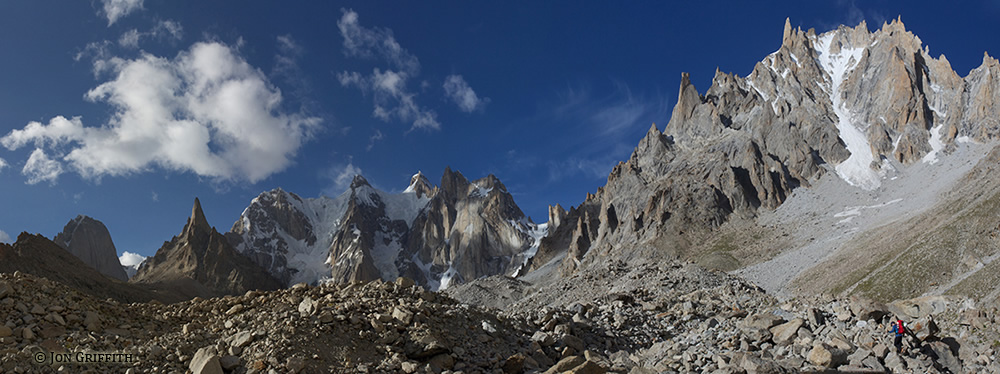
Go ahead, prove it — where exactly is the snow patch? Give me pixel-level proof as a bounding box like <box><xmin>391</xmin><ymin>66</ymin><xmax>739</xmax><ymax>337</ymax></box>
<box><xmin>922</xmin><ymin>124</ymin><xmax>946</xmax><ymax>164</ymax></box>
<box><xmin>119</xmin><ymin>251</ymin><xmax>146</xmax><ymax>279</ymax></box>
<box><xmin>814</xmin><ymin>32</ymin><xmax>880</xmax><ymax>190</ymax></box>
<box><xmin>833</xmin><ymin>199</ymin><xmax>903</xmax><ymax>225</ymax></box>
<box><xmin>439</xmin><ymin>264</ymin><xmax>460</xmax><ymax>290</ymax></box>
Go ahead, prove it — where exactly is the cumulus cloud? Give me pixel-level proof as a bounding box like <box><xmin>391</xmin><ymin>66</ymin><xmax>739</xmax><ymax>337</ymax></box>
<box><xmin>337</xmin><ymin>9</ymin><xmax>439</xmax><ymax>131</ymax></box>
<box><xmin>0</xmin><ymin>230</ymin><xmax>10</xmax><ymax>244</ymax></box>
<box><xmin>443</xmin><ymin>75</ymin><xmax>489</xmax><ymax>112</ymax></box>
<box><xmin>0</xmin><ymin>158</ymin><xmax>7</xmax><ymax>173</ymax></box>
<box><xmin>118</xmin><ymin>251</ymin><xmax>146</xmax><ymax>267</ymax></box>
<box><xmin>101</xmin><ymin>0</ymin><xmax>144</xmax><ymax>26</ymax></box>
<box><xmin>22</xmin><ymin>149</ymin><xmax>64</xmax><ymax>185</ymax></box>
<box><xmin>2</xmin><ymin>41</ymin><xmax>320</xmax><ymax>184</ymax></box>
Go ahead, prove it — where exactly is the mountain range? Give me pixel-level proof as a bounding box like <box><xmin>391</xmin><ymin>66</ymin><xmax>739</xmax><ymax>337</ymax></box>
<box><xmin>5</xmin><ymin>18</ymin><xmax>1000</xmax><ymax>307</ymax></box>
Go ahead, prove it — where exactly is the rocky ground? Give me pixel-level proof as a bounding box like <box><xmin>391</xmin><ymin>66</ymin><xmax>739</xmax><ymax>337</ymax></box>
<box><xmin>2</xmin><ymin>262</ymin><xmax>999</xmax><ymax>373</ymax></box>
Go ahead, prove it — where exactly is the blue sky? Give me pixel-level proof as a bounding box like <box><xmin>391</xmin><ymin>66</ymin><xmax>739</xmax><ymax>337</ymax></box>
<box><xmin>1</xmin><ymin>1</ymin><xmax>998</xmax><ymax>259</ymax></box>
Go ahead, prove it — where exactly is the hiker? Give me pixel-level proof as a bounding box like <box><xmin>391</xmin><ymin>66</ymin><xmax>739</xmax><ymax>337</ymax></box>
<box><xmin>890</xmin><ymin>319</ymin><xmax>906</xmax><ymax>353</ymax></box>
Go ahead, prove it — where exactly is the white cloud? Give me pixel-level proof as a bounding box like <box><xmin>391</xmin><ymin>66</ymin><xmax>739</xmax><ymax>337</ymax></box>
<box><xmin>366</xmin><ymin>129</ymin><xmax>383</xmax><ymax>151</ymax></box>
<box><xmin>336</xmin><ymin>9</ymin><xmax>439</xmax><ymax>131</ymax></box>
<box><xmin>117</xmin><ymin>21</ymin><xmax>183</xmax><ymax>50</ymax></box>
<box><xmin>0</xmin><ymin>158</ymin><xmax>7</xmax><ymax>173</ymax></box>
<box><xmin>119</xmin><ymin>29</ymin><xmax>141</xmax><ymax>49</ymax></box>
<box><xmin>323</xmin><ymin>159</ymin><xmax>363</xmax><ymax>196</ymax></box>
<box><xmin>338</xmin><ymin>68</ymin><xmax>440</xmax><ymax>131</ymax></box>
<box><xmin>118</xmin><ymin>251</ymin><xmax>146</xmax><ymax>267</ymax></box>
<box><xmin>0</xmin><ymin>230</ymin><xmax>10</xmax><ymax>243</ymax></box>
<box><xmin>2</xmin><ymin>41</ymin><xmax>321</xmax><ymax>184</ymax></box>
<box><xmin>152</xmin><ymin>20</ymin><xmax>183</xmax><ymax>41</ymax></box>
<box><xmin>23</xmin><ymin>149</ymin><xmax>63</xmax><ymax>185</ymax></box>
<box><xmin>443</xmin><ymin>75</ymin><xmax>489</xmax><ymax>112</ymax></box>
<box><xmin>151</xmin><ymin>190</ymin><xmax>159</xmax><ymax>201</ymax></box>
<box><xmin>337</xmin><ymin>9</ymin><xmax>419</xmax><ymax>74</ymax></box>
<box><xmin>101</xmin><ymin>0</ymin><xmax>144</xmax><ymax>26</ymax></box>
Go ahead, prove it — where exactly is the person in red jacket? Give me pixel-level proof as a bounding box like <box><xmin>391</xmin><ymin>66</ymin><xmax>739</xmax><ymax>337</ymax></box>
<box><xmin>890</xmin><ymin>319</ymin><xmax>906</xmax><ymax>354</ymax></box>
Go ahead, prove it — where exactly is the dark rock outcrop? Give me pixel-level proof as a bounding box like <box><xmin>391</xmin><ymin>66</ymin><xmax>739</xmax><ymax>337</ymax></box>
<box><xmin>131</xmin><ymin>198</ymin><xmax>281</xmax><ymax>299</ymax></box>
<box><xmin>53</xmin><ymin>215</ymin><xmax>129</xmax><ymax>281</ymax></box>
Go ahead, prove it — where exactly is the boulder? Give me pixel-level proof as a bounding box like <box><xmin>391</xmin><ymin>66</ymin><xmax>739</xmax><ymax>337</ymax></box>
<box><xmin>807</xmin><ymin>343</ymin><xmax>846</xmax><ymax>368</ymax></box>
<box><xmin>189</xmin><ymin>347</ymin><xmax>223</xmax><ymax>374</ymax></box>
<box><xmin>768</xmin><ymin>318</ymin><xmax>804</xmax><ymax>345</ymax></box>
<box><xmin>924</xmin><ymin>341</ymin><xmax>962</xmax><ymax>374</ymax></box>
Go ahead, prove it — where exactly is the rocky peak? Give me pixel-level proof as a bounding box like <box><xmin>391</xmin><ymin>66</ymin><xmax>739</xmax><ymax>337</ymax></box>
<box><xmin>52</xmin><ymin>215</ymin><xmax>128</xmax><ymax>282</ymax></box>
<box><xmin>547</xmin><ymin>204</ymin><xmax>567</xmax><ymax>231</ymax></box>
<box><xmin>187</xmin><ymin>198</ymin><xmax>211</xmax><ymax>234</ymax></box>
<box><xmin>349</xmin><ymin>175</ymin><xmax>371</xmax><ymax>189</ymax></box>
<box><xmin>133</xmin><ymin>197</ymin><xmax>281</xmax><ymax>299</ymax></box>
<box><xmin>440</xmin><ymin>166</ymin><xmax>471</xmax><ymax>202</ymax></box>
<box><xmin>404</xmin><ymin>171</ymin><xmax>436</xmax><ymax>198</ymax></box>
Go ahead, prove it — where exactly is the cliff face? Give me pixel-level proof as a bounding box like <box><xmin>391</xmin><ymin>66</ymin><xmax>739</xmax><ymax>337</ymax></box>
<box><xmin>53</xmin><ymin>215</ymin><xmax>129</xmax><ymax>281</ymax></box>
<box><xmin>530</xmin><ymin>18</ymin><xmax>1000</xmax><ymax>278</ymax></box>
<box><xmin>227</xmin><ymin>170</ymin><xmax>543</xmax><ymax>290</ymax></box>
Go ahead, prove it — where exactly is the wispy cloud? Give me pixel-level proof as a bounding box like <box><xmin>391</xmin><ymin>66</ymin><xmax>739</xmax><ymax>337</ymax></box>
<box><xmin>337</xmin><ymin>9</ymin><xmax>419</xmax><ymax>75</ymax></box>
<box><xmin>100</xmin><ymin>0</ymin><xmax>144</xmax><ymax>26</ymax></box>
<box><xmin>118</xmin><ymin>20</ymin><xmax>184</xmax><ymax>49</ymax></box>
<box><xmin>151</xmin><ymin>190</ymin><xmax>159</xmax><ymax>202</ymax></box>
<box><xmin>2</xmin><ymin>41</ymin><xmax>321</xmax><ymax>185</ymax></box>
<box><xmin>366</xmin><ymin>129</ymin><xmax>384</xmax><ymax>151</ymax></box>
<box><xmin>535</xmin><ymin>81</ymin><xmax>670</xmax><ymax>182</ymax></box>
<box><xmin>0</xmin><ymin>158</ymin><xmax>7</xmax><ymax>173</ymax></box>
<box><xmin>444</xmin><ymin>75</ymin><xmax>489</xmax><ymax>113</ymax></box>
<box><xmin>0</xmin><ymin>230</ymin><xmax>10</xmax><ymax>244</ymax></box>
<box><xmin>321</xmin><ymin>157</ymin><xmax>363</xmax><ymax>197</ymax></box>
<box><xmin>336</xmin><ymin>9</ymin><xmax>441</xmax><ymax>132</ymax></box>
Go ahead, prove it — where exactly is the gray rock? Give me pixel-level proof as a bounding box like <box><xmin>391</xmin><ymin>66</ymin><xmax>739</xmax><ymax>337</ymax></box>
<box><xmin>219</xmin><ymin>355</ymin><xmax>240</xmax><ymax>370</ymax></box>
<box><xmin>532</xmin><ymin>331</ymin><xmax>556</xmax><ymax>347</ymax></box>
<box><xmin>229</xmin><ymin>330</ymin><xmax>253</xmax><ymax>348</ymax></box>
<box><xmin>189</xmin><ymin>347</ymin><xmax>223</xmax><ymax>374</ymax></box>
<box><xmin>544</xmin><ymin>355</ymin><xmax>586</xmax><ymax>374</ymax></box>
<box><xmin>297</xmin><ymin>297</ymin><xmax>315</xmax><ymax>316</ymax></box>
<box><xmin>768</xmin><ymin>318</ymin><xmax>803</xmax><ymax>345</ymax></box>
<box><xmin>925</xmin><ymin>341</ymin><xmax>961</xmax><ymax>374</ymax></box>
<box><xmin>392</xmin><ymin>307</ymin><xmax>413</xmax><ymax>325</ymax></box>
<box><xmin>286</xmin><ymin>356</ymin><xmax>306</xmax><ymax>373</ymax></box>
<box><xmin>226</xmin><ymin>304</ymin><xmax>244</xmax><ymax>316</ymax></box>
<box><xmin>807</xmin><ymin>343</ymin><xmax>845</xmax><ymax>368</ymax></box>
<box><xmin>0</xmin><ymin>281</ymin><xmax>11</xmax><ymax>298</ymax></box>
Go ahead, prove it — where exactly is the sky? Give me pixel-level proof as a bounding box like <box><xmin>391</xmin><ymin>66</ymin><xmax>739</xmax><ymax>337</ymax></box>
<box><xmin>1</xmin><ymin>1</ymin><xmax>998</xmax><ymax>260</ymax></box>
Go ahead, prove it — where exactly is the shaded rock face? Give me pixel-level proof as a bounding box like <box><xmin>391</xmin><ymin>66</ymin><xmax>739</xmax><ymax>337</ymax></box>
<box><xmin>227</xmin><ymin>170</ymin><xmax>542</xmax><ymax>290</ymax></box>
<box><xmin>531</xmin><ymin>18</ymin><xmax>1000</xmax><ymax>277</ymax></box>
<box><xmin>131</xmin><ymin>198</ymin><xmax>281</xmax><ymax>299</ymax></box>
<box><xmin>0</xmin><ymin>233</ymin><xmax>156</xmax><ymax>302</ymax></box>
<box><xmin>53</xmin><ymin>216</ymin><xmax>128</xmax><ymax>281</ymax></box>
